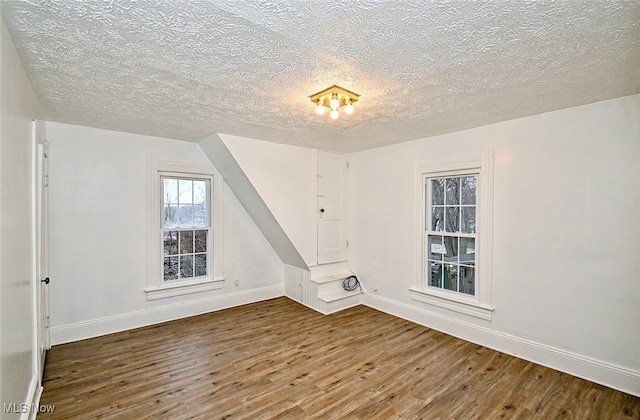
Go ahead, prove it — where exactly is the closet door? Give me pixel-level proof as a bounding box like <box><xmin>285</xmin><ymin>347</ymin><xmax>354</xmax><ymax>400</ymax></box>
<box><xmin>35</xmin><ymin>122</ymin><xmax>51</xmax><ymax>382</ymax></box>
<box><xmin>317</xmin><ymin>151</ymin><xmax>347</xmax><ymax>264</ymax></box>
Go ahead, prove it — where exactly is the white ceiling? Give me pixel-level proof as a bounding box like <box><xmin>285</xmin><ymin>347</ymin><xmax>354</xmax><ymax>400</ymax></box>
<box><xmin>2</xmin><ymin>1</ymin><xmax>639</xmax><ymax>152</ymax></box>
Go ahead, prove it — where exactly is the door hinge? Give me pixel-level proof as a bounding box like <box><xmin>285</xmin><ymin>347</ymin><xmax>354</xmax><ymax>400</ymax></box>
<box><xmin>346</xmin><ymin>161</ymin><xmax>350</xmax><ymax>169</ymax></box>
<box><xmin>346</xmin><ymin>240</ymin><xmax>349</xmax><ymax>247</ymax></box>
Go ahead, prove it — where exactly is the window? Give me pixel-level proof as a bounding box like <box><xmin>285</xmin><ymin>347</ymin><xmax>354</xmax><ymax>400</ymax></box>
<box><xmin>411</xmin><ymin>150</ymin><xmax>494</xmax><ymax>320</ymax></box>
<box><xmin>427</xmin><ymin>175</ymin><xmax>477</xmax><ymax>296</ymax></box>
<box><xmin>146</xmin><ymin>157</ymin><xmax>224</xmax><ymax>300</ymax></box>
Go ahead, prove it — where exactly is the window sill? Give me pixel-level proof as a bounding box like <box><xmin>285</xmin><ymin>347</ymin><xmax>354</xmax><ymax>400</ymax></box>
<box><xmin>145</xmin><ymin>277</ymin><xmax>225</xmax><ymax>300</ymax></box>
<box><xmin>409</xmin><ymin>287</ymin><xmax>494</xmax><ymax>321</ymax></box>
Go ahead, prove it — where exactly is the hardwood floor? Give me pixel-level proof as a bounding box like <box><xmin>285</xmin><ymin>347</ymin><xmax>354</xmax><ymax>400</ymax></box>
<box><xmin>38</xmin><ymin>297</ymin><xmax>639</xmax><ymax>419</ymax></box>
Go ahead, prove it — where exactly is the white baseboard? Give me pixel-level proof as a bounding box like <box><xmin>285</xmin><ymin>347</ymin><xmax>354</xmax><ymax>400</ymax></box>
<box><xmin>51</xmin><ymin>285</ymin><xmax>283</xmax><ymax>345</ymax></box>
<box><xmin>362</xmin><ymin>293</ymin><xmax>640</xmax><ymax>397</ymax></box>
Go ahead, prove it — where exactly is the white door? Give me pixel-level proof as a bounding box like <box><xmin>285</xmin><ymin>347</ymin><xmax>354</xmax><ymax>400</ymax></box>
<box><xmin>36</xmin><ymin>135</ymin><xmax>50</xmax><ymax>379</ymax></box>
<box><xmin>317</xmin><ymin>151</ymin><xmax>347</xmax><ymax>264</ymax></box>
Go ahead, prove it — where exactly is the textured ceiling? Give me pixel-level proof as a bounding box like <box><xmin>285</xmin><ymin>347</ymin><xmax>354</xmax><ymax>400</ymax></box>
<box><xmin>2</xmin><ymin>1</ymin><xmax>639</xmax><ymax>152</ymax></box>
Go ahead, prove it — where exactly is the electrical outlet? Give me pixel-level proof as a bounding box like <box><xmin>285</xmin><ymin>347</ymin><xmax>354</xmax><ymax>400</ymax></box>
<box><xmin>234</xmin><ymin>280</ymin><xmax>239</xmax><ymax>288</ymax></box>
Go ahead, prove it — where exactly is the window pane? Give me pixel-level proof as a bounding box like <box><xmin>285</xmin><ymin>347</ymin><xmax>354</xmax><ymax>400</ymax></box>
<box><xmin>180</xmin><ymin>231</ymin><xmax>194</xmax><ymax>254</ymax></box>
<box><xmin>444</xmin><ymin>264</ymin><xmax>457</xmax><ymax>292</ymax></box>
<box><xmin>428</xmin><ymin>235</ymin><xmax>444</xmax><ymax>260</ymax></box>
<box><xmin>429</xmin><ymin>262</ymin><xmax>442</xmax><ymax>288</ymax></box>
<box><xmin>193</xmin><ymin>180</ymin><xmax>207</xmax><ymax>204</ymax></box>
<box><xmin>460</xmin><ymin>238</ymin><xmax>475</xmax><ymax>266</ymax></box>
<box><xmin>459</xmin><ymin>266</ymin><xmax>475</xmax><ymax>295</ymax></box>
<box><xmin>163</xmin><ymin>178</ymin><xmax>178</xmax><ymax>204</ymax></box>
<box><xmin>461</xmin><ymin>176</ymin><xmax>476</xmax><ymax>205</ymax></box>
<box><xmin>431</xmin><ymin>179</ymin><xmax>444</xmax><ymax>205</ymax></box>
<box><xmin>179</xmin><ymin>179</ymin><xmax>193</xmax><ymax>204</ymax></box>
<box><xmin>179</xmin><ymin>204</ymin><xmax>194</xmax><ymax>227</ymax></box>
<box><xmin>461</xmin><ymin>207</ymin><xmax>476</xmax><ymax>234</ymax></box>
<box><xmin>194</xmin><ymin>230</ymin><xmax>207</xmax><ymax>253</ymax></box>
<box><xmin>431</xmin><ymin>207</ymin><xmax>444</xmax><ymax>231</ymax></box>
<box><xmin>180</xmin><ymin>255</ymin><xmax>194</xmax><ymax>278</ymax></box>
<box><xmin>163</xmin><ymin>256</ymin><xmax>179</xmax><ymax>280</ymax></box>
<box><xmin>195</xmin><ymin>254</ymin><xmax>207</xmax><ymax>277</ymax></box>
<box><xmin>443</xmin><ymin>237</ymin><xmax>458</xmax><ymax>262</ymax></box>
<box><xmin>445</xmin><ymin>206</ymin><xmax>459</xmax><ymax>232</ymax></box>
<box><xmin>445</xmin><ymin>178</ymin><xmax>460</xmax><ymax>205</ymax></box>
<box><xmin>193</xmin><ymin>204</ymin><xmax>207</xmax><ymax>227</ymax></box>
<box><xmin>163</xmin><ymin>231</ymin><xmax>178</xmax><ymax>255</ymax></box>
<box><xmin>163</xmin><ymin>204</ymin><xmax>178</xmax><ymax>228</ymax></box>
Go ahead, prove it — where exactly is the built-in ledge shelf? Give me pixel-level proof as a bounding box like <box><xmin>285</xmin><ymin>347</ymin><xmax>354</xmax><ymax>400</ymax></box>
<box><xmin>311</xmin><ymin>272</ymin><xmax>353</xmax><ymax>284</ymax></box>
<box><xmin>285</xmin><ymin>264</ymin><xmax>362</xmax><ymax>315</ymax></box>
<box><xmin>318</xmin><ymin>289</ymin><xmax>362</xmax><ymax>303</ymax></box>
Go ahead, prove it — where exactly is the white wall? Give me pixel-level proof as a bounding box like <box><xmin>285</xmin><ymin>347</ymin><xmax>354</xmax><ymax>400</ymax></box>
<box><xmin>349</xmin><ymin>94</ymin><xmax>640</xmax><ymax>394</ymax></box>
<box><xmin>0</xmin><ymin>16</ymin><xmax>41</xmax><ymax>416</ymax></box>
<box><xmin>220</xmin><ymin>134</ymin><xmax>317</xmax><ymax>267</ymax></box>
<box><xmin>46</xmin><ymin>123</ymin><xmax>283</xmax><ymax>344</ymax></box>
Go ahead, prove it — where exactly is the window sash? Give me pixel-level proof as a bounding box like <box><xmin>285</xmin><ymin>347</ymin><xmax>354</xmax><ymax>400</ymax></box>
<box><xmin>161</xmin><ymin>176</ymin><xmax>211</xmax><ymax>229</ymax></box>
<box><xmin>161</xmin><ymin>227</ymin><xmax>212</xmax><ymax>281</ymax></box>
<box><xmin>160</xmin><ymin>175</ymin><xmax>213</xmax><ymax>283</ymax></box>
<box><xmin>424</xmin><ymin>174</ymin><xmax>478</xmax><ymax>296</ymax></box>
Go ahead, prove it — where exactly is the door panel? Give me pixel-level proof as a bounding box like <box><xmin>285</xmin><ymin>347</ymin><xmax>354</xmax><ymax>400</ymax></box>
<box><xmin>35</xmin><ymin>127</ymin><xmax>50</xmax><ymax>381</ymax></box>
<box><xmin>317</xmin><ymin>151</ymin><xmax>347</xmax><ymax>264</ymax></box>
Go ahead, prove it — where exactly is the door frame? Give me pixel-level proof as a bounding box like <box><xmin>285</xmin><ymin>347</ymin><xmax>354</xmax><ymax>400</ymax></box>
<box><xmin>31</xmin><ymin>120</ymin><xmax>50</xmax><ymax>383</ymax></box>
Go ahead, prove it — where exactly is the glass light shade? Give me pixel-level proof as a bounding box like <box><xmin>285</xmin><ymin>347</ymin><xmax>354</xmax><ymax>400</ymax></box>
<box><xmin>315</xmin><ymin>102</ymin><xmax>325</xmax><ymax>115</ymax></box>
<box><xmin>330</xmin><ymin>94</ymin><xmax>340</xmax><ymax>110</ymax></box>
<box><xmin>330</xmin><ymin>109</ymin><xmax>339</xmax><ymax>119</ymax></box>
<box><xmin>344</xmin><ymin>101</ymin><xmax>354</xmax><ymax>115</ymax></box>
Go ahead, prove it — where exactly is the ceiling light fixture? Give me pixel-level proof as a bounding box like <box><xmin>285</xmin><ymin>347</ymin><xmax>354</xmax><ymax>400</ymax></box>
<box><xmin>309</xmin><ymin>85</ymin><xmax>360</xmax><ymax>120</ymax></box>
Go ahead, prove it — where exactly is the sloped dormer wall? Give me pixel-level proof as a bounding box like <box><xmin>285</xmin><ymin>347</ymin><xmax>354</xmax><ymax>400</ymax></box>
<box><xmin>199</xmin><ymin>134</ymin><xmax>309</xmax><ymax>270</ymax></box>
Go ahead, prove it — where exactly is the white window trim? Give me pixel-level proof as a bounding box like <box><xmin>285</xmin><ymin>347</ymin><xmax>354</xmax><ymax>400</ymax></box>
<box><xmin>411</xmin><ymin>149</ymin><xmax>494</xmax><ymax>320</ymax></box>
<box><xmin>145</xmin><ymin>155</ymin><xmax>224</xmax><ymax>300</ymax></box>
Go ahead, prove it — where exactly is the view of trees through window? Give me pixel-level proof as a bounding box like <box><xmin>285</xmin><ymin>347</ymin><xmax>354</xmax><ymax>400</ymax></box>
<box><xmin>426</xmin><ymin>175</ymin><xmax>477</xmax><ymax>295</ymax></box>
<box><xmin>162</xmin><ymin>177</ymin><xmax>210</xmax><ymax>281</ymax></box>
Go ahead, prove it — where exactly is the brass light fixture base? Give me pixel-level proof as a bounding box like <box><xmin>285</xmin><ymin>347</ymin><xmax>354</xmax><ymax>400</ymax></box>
<box><xmin>309</xmin><ymin>85</ymin><xmax>360</xmax><ymax>109</ymax></box>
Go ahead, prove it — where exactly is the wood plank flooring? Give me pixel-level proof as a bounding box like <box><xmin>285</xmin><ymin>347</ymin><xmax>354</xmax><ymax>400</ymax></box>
<box><xmin>38</xmin><ymin>297</ymin><xmax>639</xmax><ymax>419</ymax></box>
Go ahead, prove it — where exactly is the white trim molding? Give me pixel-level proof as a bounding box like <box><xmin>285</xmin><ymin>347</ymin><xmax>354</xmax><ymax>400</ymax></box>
<box><xmin>146</xmin><ymin>155</ymin><xmax>225</xmax><ymax>300</ymax></box>
<box><xmin>413</xmin><ymin>149</ymin><xmax>495</xmax><ymax>320</ymax></box>
<box><xmin>408</xmin><ymin>287</ymin><xmax>493</xmax><ymax>320</ymax></box>
<box><xmin>18</xmin><ymin>373</ymin><xmax>42</xmax><ymax>420</ymax></box>
<box><xmin>145</xmin><ymin>278</ymin><xmax>224</xmax><ymax>300</ymax></box>
<box><xmin>363</xmin><ymin>293</ymin><xmax>640</xmax><ymax>398</ymax></box>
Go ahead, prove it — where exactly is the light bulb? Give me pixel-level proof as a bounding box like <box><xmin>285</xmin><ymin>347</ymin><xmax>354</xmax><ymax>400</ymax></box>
<box><xmin>330</xmin><ymin>109</ymin><xmax>339</xmax><ymax>119</ymax></box>
<box><xmin>330</xmin><ymin>94</ymin><xmax>340</xmax><ymax>110</ymax></box>
<box><xmin>315</xmin><ymin>100</ymin><xmax>325</xmax><ymax>115</ymax></box>
<box><xmin>344</xmin><ymin>100</ymin><xmax>354</xmax><ymax>115</ymax></box>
